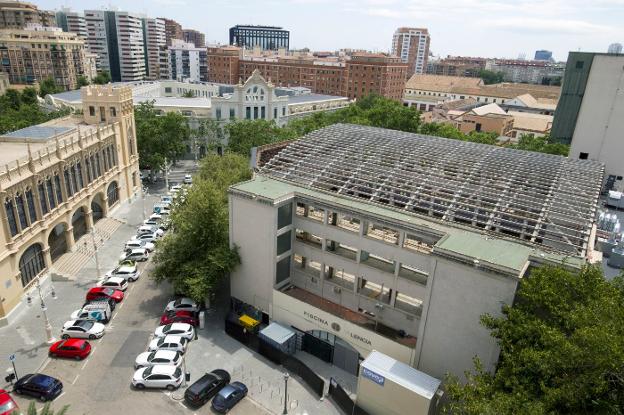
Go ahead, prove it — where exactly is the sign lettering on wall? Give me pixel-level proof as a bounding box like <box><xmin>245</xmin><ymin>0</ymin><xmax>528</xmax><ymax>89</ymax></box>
<box><xmin>362</xmin><ymin>367</ymin><xmax>385</xmax><ymax>386</ymax></box>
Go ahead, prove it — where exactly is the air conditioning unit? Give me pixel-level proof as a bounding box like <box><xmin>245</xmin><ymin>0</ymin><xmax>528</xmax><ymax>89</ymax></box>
<box><xmin>333</xmin><ymin>286</ymin><xmax>341</xmax><ymax>294</ymax></box>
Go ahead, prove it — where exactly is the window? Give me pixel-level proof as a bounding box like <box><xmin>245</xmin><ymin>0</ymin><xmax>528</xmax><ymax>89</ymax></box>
<box><xmin>15</xmin><ymin>194</ymin><xmax>28</xmax><ymax>230</ymax></box>
<box><xmin>107</xmin><ymin>181</ymin><xmax>119</xmax><ymax>207</ymax></box>
<box><xmin>5</xmin><ymin>199</ymin><xmax>18</xmax><ymax>236</ymax></box>
<box><xmin>475</xmin><ymin>123</ymin><xmax>482</xmax><ymax>132</ymax></box>
<box><xmin>274</xmin><ymin>108</ymin><xmax>278</xmax><ymax>119</ymax></box>
<box><xmin>110</xmin><ymin>107</ymin><xmax>116</xmax><ymax>117</ymax></box>
<box><xmin>359</xmin><ymin>279</ymin><xmax>391</xmax><ymax>304</ymax></box>
<box><xmin>275</xmin><ymin>255</ymin><xmax>291</xmax><ymax>285</ymax></box>
<box><xmin>19</xmin><ymin>244</ymin><xmax>46</xmax><ymax>287</ymax></box>
<box><xmin>64</xmin><ymin>169</ymin><xmax>74</xmax><ymax>197</ymax></box>
<box><xmin>325</xmin><ymin>265</ymin><xmax>355</xmax><ymax>290</ymax></box>
<box><xmin>295</xmin><ymin>229</ymin><xmax>322</xmax><ymax>249</ymax></box>
<box><xmin>229</xmin><ymin>108</ymin><xmax>235</xmax><ymax>119</ymax></box>
<box><xmin>399</xmin><ymin>263</ymin><xmax>428</xmax><ymax>285</ymax></box>
<box><xmin>89</xmin><ymin>106</ymin><xmax>95</xmax><ymax>116</ymax></box>
<box><xmin>261</xmin><ymin>106</ymin><xmax>266</xmax><ymax>119</ymax></box>
<box><xmin>245</xmin><ymin>107</ymin><xmax>251</xmax><ymax>119</ymax></box>
<box><xmin>277</xmin><ymin>203</ymin><xmax>292</xmax><ymax>229</ymax></box>
<box><xmin>361</xmin><ymin>251</ymin><xmax>395</xmax><ymax>274</ymax></box>
<box><xmin>99</xmin><ymin>106</ymin><xmax>106</xmax><ymax>122</ymax></box>
<box><xmin>277</xmin><ymin>231</ymin><xmax>292</xmax><ymax>256</ymax></box>
<box><xmin>403</xmin><ymin>233</ymin><xmax>437</xmax><ymax>253</ymax></box>
<box><xmin>46</xmin><ymin>179</ymin><xmax>56</xmax><ymax>209</ymax></box>
<box><xmin>325</xmin><ymin>239</ymin><xmax>357</xmax><ymax>261</ymax></box>
<box><xmin>395</xmin><ymin>292</ymin><xmax>423</xmax><ymax>316</ymax></box>
<box><xmin>282</xmin><ymin>107</ymin><xmax>286</xmax><ymax>116</ymax></box>
<box><xmin>38</xmin><ymin>183</ymin><xmax>48</xmax><ymax>215</ymax></box>
<box><xmin>253</xmin><ymin>107</ymin><xmax>258</xmax><ymax>119</ymax></box>
<box><xmin>579</xmin><ymin>152</ymin><xmax>589</xmax><ymax>160</ymax></box>
<box><xmin>25</xmin><ymin>190</ymin><xmax>37</xmax><ymax>224</ymax></box>
<box><xmin>216</xmin><ymin>107</ymin><xmax>221</xmax><ymax>120</ymax></box>
<box><xmin>575</xmin><ymin>61</ymin><xmax>584</xmax><ymax>69</ymax></box>
<box><xmin>76</xmin><ymin>162</ymin><xmax>84</xmax><ymax>189</ymax></box>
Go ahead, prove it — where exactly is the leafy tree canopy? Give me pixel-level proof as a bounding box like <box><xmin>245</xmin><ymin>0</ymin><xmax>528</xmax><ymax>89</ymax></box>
<box><xmin>76</xmin><ymin>75</ymin><xmax>90</xmax><ymax>88</ymax></box>
<box><xmin>478</xmin><ymin>69</ymin><xmax>505</xmax><ymax>85</ymax></box>
<box><xmin>92</xmin><ymin>71</ymin><xmax>111</xmax><ymax>85</ymax></box>
<box><xmin>38</xmin><ymin>77</ymin><xmax>63</xmax><ymax>97</ymax></box>
<box><xmin>444</xmin><ymin>266</ymin><xmax>624</xmax><ymax>415</ymax></box>
<box><xmin>151</xmin><ymin>153</ymin><xmax>251</xmax><ymax>301</ymax></box>
<box><xmin>0</xmin><ymin>88</ymin><xmax>70</xmax><ymax>135</ymax></box>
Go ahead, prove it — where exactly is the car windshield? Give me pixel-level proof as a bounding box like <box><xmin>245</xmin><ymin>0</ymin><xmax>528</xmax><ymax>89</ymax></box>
<box><xmin>156</xmin><ymin>338</ymin><xmax>165</xmax><ymax>346</ymax></box>
<box><xmin>0</xmin><ymin>400</ymin><xmax>16</xmax><ymax>412</ymax></box>
<box><xmin>174</xmin><ymin>367</ymin><xmax>182</xmax><ymax>378</ymax></box>
<box><xmin>147</xmin><ymin>351</ymin><xmax>157</xmax><ymax>361</ymax></box>
<box><xmin>163</xmin><ymin>324</ymin><xmax>172</xmax><ymax>332</ymax></box>
<box><xmin>173</xmin><ymin>299</ymin><xmax>183</xmax><ymax>307</ymax></box>
<box><xmin>76</xmin><ymin>320</ymin><xmax>94</xmax><ymax>330</ymax></box>
<box><xmin>143</xmin><ymin>367</ymin><xmax>153</xmax><ymax>377</ymax></box>
<box><xmin>80</xmin><ymin>342</ymin><xmax>88</xmax><ymax>350</ymax></box>
<box><xmin>173</xmin><ymin>352</ymin><xmax>180</xmax><ymax>363</ymax></box>
<box><xmin>103</xmin><ymin>288</ymin><xmax>114</xmax><ymax>295</ymax></box>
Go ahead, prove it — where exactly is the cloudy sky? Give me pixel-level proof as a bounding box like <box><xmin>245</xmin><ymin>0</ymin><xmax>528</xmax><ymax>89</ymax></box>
<box><xmin>38</xmin><ymin>0</ymin><xmax>624</xmax><ymax>61</ymax></box>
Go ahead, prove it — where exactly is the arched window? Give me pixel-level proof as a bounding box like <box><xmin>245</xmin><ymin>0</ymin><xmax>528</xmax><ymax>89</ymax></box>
<box><xmin>19</xmin><ymin>244</ymin><xmax>46</xmax><ymax>287</ymax></box>
<box><xmin>107</xmin><ymin>181</ymin><xmax>119</xmax><ymax>207</ymax></box>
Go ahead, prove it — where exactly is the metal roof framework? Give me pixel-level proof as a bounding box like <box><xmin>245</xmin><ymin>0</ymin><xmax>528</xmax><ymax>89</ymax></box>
<box><xmin>261</xmin><ymin>124</ymin><xmax>604</xmax><ymax>256</ymax></box>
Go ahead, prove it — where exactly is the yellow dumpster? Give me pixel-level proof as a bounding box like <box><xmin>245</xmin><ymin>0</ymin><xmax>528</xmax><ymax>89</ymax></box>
<box><xmin>238</xmin><ymin>314</ymin><xmax>260</xmax><ymax>333</ymax></box>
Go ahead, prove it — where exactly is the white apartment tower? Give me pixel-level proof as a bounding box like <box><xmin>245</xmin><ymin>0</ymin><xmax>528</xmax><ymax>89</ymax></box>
<box><xmin>392</xmin><ymin>27</ymin><xmax>430</xmax><ymax>76</ymax></box>
<box><xmin>56</xmin><ymin>9</ymin><xmax>87</xmax><ymax>39</ymax></box>
<box><xmin>168</xmin><ymin>39</ymin><xmax>207</xmax><ymax>82</ymax></box>
<box><xmin>142</xmin><ymin>17</ymin><xmax>166</xmax><ymax>80</ymax></box>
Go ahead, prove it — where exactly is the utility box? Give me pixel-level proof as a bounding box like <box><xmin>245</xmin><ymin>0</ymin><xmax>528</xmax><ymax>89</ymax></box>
<box><xmin>356</xmin><ymin>351</ymin><xmax>442</xmax><ymax>415</ymax></box>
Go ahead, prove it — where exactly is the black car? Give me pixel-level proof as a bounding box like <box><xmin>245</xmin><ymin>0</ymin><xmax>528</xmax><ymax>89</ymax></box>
<box><xmin>184</xmin><ymin>369</ymin><xmax>230</xmax><ymax>408</ymax></box>
<box><xmin>14</xmin><ymin>373</ymin><xmax>63</xmax><ymax>401</ymax></box>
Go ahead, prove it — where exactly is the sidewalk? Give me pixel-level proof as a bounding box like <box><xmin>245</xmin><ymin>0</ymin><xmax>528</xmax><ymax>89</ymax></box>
<box><xmin>0</xmin><ymin>192</ymin><xmax>162</xmax><ymax>386</ymax></box>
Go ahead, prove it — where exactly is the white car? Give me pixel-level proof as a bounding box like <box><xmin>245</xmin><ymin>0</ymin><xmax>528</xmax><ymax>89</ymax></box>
<box><xmin>138</xmin><ymin>225</ymin><xmax>164</xmax><ymax>237</ymax></box>
<box><xmin>165</xmin><ymin>298</ymin><xmax>199</xmax><ymax>313</ymax></box>
<box><xmin>97</xmin><ymin>276</ymin><xmax>129</xmax><ymax>292</ymax></box>
<box><xmin>132</xmin><ymin>365</ymin><xmax>183</xmax><ymax>390</ymax></box>
<box><xmin>106</xmin><ymin>263</ymin><xmax>140</xmax><ymax>282</ymax></box>
<box><xmin>154</xmin><ymin>323</ymin><xmax>194</xmax><ymax>341</ymax></box>
<box><xmin>61</xmin><ymin>319</ymin><xmax>105</xmax><ymax>340</ymax></box>
<box><xmin>170</xmin><ymin>184</ymin><xmax>183</xmax><ymax>193</ymax></box>
<box><xmin>132</xmin><ymin>233</ymin><xmax>157</xmax><ymax>244</ymax></box>
<box><xmin>149</xmin><ymin>213</ymin><xmax>162</xmax><ymax>221</ymax></box>
<box><xmin>134</xmin><ymin>350</ymin><xmax>182</xmax><ymax>369</ymax></box>
<box><xmin>143</xmin><ymin>218</ymin><xmax>159</xmax><ymax>227</ymax></box>
<box><xmin>147</xmin><ymin>335</ymin><xmax>188</xmax><ymax>354</ymax></box>
<box><xmin>183</xmin><ymin>174</ymin><xmax>192</xmax><ymax>184</ymax></box>
<box><xmin>119</xmin><ymin>248</ymin><xmax>149</xmax><ymax>262</ymax></box>
<box><xmin>125</xmin><ymin>239</ymin><xmax>155</xmax><ymax>252</ymax></box>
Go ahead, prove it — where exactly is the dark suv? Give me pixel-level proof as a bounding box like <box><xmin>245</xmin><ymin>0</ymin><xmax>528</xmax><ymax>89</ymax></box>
<box><xmin>14</xmin><ymin>373</ymin><xmax>63</xmax><ymax>401</ymax></box>
<box><xmin>184</xmin><ymin>369</ymin><xmax>230</xmax><ymax>408</ymax></box>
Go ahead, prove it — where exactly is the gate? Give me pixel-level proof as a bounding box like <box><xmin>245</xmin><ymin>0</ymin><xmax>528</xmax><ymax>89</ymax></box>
<box><xmin>333</xmin><ymin>338</ymin><xmax>360</xmax><ymax>376</ymax></box>
<box><xmin>302</xmin><ymin>332</ymin><xmax>333</xmax><ymax>362</ymax></box>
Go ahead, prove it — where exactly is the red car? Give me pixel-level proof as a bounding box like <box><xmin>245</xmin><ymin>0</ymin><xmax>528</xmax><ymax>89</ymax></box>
<box><xmin>86</xmin><ymin>287</ymin><xmax>124</xmax><ymax>303</ymax></box>
<box><xmin>49</xmin><ymin>339</ymin><xmax>92</xmax><ymax>360</ymax></box>
<box><xmin>0</xmin><ymin>389</ymin><xmax>19</xmax><ymax>415</ymax></box>
<box><xmin>160</xmin><ymin>310</ymin><xmax>199</xmax><ymax>327</ymax></box>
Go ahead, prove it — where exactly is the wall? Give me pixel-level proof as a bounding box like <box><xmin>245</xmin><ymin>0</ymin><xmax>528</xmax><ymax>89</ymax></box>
<box><xmin>356</xmin><ymin>370</ymin><xmax>435</xmax><ymax>415</ymax></box>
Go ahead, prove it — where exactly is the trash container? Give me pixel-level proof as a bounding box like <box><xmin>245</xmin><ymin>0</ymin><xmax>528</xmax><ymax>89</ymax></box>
<box><xmin>199</xmin><ymin>311</ymin><xmax>205</xmax><ymax>329</ymax></box>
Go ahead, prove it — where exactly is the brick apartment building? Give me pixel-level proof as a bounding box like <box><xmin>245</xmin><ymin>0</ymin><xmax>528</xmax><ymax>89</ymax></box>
<box><xmin>208</xmin><ymin>46</ymin><xmax>408</xmax><ymax>100</ymax></box>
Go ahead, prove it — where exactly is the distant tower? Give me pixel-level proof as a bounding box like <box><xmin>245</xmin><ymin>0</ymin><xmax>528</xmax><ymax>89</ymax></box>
<box><xmin>517</xmin><ymin>53</ymin><xmax>527</xmax><ymax>61</ymax></box>
<box><xmin>534</xmin><ymin>50</ymin><xmax>553</xmax><ymax>61</ymax></box>
<box><xmin>391</xmin><ymin>27</ymin><xmax>430</xmax><ymax>75</ymax></box>
<box><xmin>608</xmin><ymin>43</ymin><xmax>622</xmax><ymax>54</ymax></box>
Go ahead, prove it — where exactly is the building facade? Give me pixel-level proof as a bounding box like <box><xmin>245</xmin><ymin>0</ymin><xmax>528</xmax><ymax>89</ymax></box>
<box><xmin>485</xmin><ymin>59</ymin><xmax>565</xmax><ymax>84</ymax></box>
<box><xmin>142</xmin><ymin>17</ymin><xmax>166</xmax><ymax>80</ymax></box>
<box><xmin>55</xmin><ymin>9</ymin><xmax>86</xmax><ymax>39</ymax></box>
<box><xmin>534</xmin><ymin>50</ymin><xmax>553</xmax><ymax>61</ymax></box>
<box><xmin>182</xmin><ymin>28</ymin><xmax>205</xmax><ymax>47</ymax></box>
<box><xmin>0</xmin><ymin>84</ymin><xmax>140</xmax><ymax>326</ymax></box>
<box><xmin>552</xmin><ymin>52</ymin><xmax>624</xmax><ymax>188</ymax></box>
<box><xmin>161</xmin><ymin>17</ymin><xmax>183</xmax><ymax>46</ymax></box>
<box><xmin>169</xmin><ymin>39</ymin><xmax>207</xmax><ymax>82</ymax></box>
<box><xmin>207</xmin><ymin>46</ymin><xmax>242</xmax><ymax>84</ymax></box>
<box><xmin>426</xmin><ymin>56</ymin><xmax>486</xmax><ymax>77</ymax></box>
<box><xmin>229</xmin><ymin>25</ymin><xmax>289</xmax><ymax>50</ymax></box>
<box><xmin>0</xmin><ymin>71</ymin><xmax>9</xmax><ymax>94</ymax></box>
<box><xmin>391</xmin><ymin>27</ymin><xmax>430</xmax><ymax>75</ymax></box>
<box><xmin>345</xmin><ymin>53</ymin><xmax>407</xmax><ymax>100</ymax></box>
<box><xmin>0</xmin><ymin>1</ymin><xmax>55</xmax><ymax>29</ymax></box>
<box><xmin>228</xmin><ymin>123</ymin><xmax>602</xmax><ymax>380</ymax></box>
<box><xmin>0</xmin><ymin>25</ymin><xmax>87</xmax><ymax>89</ymax></box>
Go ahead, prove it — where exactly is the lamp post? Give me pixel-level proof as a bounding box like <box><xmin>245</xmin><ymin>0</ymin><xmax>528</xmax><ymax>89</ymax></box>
<box><xmin>141</xmin><ymin>186</ymin><xmax>148</xmax><ymax>221</ymax></box>
<box><xmin>283</xmin><ymin>372</ymin><xmax>289</xmax><ymax>415</ymax></box>
<box><xmin>31</xmin><ymin>279</ymin><xmax>56</xmax><ymax>344</ymax></box>
<box><xmin>164</xmin><ymin>157</ymin><xmax>169</xmax><ymax>191</ymax></box>
<box><xmin>90</xmin><ymin>228</ymin><xmax>101</xmax><ymax>278</ymax></box>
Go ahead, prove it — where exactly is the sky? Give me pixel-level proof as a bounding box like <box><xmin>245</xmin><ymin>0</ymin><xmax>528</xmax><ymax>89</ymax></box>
<box><xmin>36</xmin><ymin>0</ymin><xmax>624</xmax><ymax>61</ymax></box>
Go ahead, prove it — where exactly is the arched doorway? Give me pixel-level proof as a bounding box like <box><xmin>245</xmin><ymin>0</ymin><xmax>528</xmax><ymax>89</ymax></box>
<box><xmin>48</xmin><ymin>223</ymin><xmax>68</xmax><ymax>262</ymax></box>
<box><xmin>19</xmin><ymin>243</ymin><xmax>46</xmax><ymax>287</ymax></box>
<box><xmin>72</xmin><ymin>207</ymin><xmax>88</xmax><ymax>241</ymax></box>
<box><xmin>107</xmin><ymin>181</ymin><xmax>119</xmax><ymax>207</ymax></box>
<box><xmin>91</xmin><ymin>194</ymin><xmax>105</xmax><ymax>224</ymax></box>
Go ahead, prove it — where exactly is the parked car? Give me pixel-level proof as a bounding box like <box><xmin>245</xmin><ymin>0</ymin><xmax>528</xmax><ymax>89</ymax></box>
<box><xmin>183</xmin><ymin>174</ymin><xmax>192</xmax><ymax>185</ymax></box>
<box><xmin>170</xmin><ymin>184</ymin><xmax>183</xmax><ymax>193</ymax></box>
<box><xmin>0</xmin><ymin>389</ymin><xmax>19</xmax><ymax>415</ymax></box>
<box><xmin>82</xmin><ymin>297</ymin><xmax>116</xmax><ymax>312</ymax></box>
<box><xmin>70</xmin><ymin>301</ymin><xmax>112</xmax><ymax>323</ymax></box>
<box><xmin>161</xmin><ymin>195</ymin><xmax>173</xmax><ymax>205</ymax></box>
<box><xmin>149</xmin><ymin>213</ymin><xmax>162</xmax><ymax>221</ymax></box>
<box><xmin>131</xmin><ymin>233</ymin><xmax>157</xmax><ymax>244</ymax></box>
<box><xmin>154</xmin><ymin>323</ymin><xmax>194</xmax><ymax>341</ymax></box>
<box><xmin>147</xmin><ymin>335</ymin><xmax>188</xmax><ymax>354</ymax></box>
<box><xmin>97</xmin><ymin>276</ymin><xmax>128</xmax><ymax>292</ymax></box>
<box><xmin>106</xmin><ymin>263</ymin><xmax>140</xmax><ymax>282</ymax></box>
<box><xmin>132</xmin><ymin>365</ymin><xmax>183</xmax><ymax>391</ymax></box>
<box><xmin>137</xmin><ymin>225</ymin><xmax>164</xmax><ymax>237</ymax></box>
<box><xmin>143</xmin><ymin>218</ymin><xmax>159</xmax><ymax>227</ymax></box>
<box><xmin>86</xmin><ymin>287</ymin><xmax>124</xmax><ymax>303</ymax></box>
<box><xmin>119</xmin><ymin>248</ymin><xmax>149</xmax><ymax>262</ymax></box>
<box><xmin>211</xmin><ymin>381</ymin><xmax>248</xmax><ymax>413</ymax></box>
<box><xmin>160</xmin><ymin>310</ymin><xmax>199</xmax><ymax>327</ymax></box>
<box><xmin>13</xmin><ymin>373</ymin><xmax>63</xmax><ymax>402</ymax></box>
<box><xmin>49</xmin><ymin>339</ymin><xmax>91</xmax><ymax>360</ymax></box>
<box><xmin>134</xmin><ymin>350</ymin><xmax>182</xmax><ymax>370</ymax></box>
<box><xmin>184</xmin><ymin>369</ymin><xmax>230</xmax><ymax>408</ymax></box>
<box><xmin>61</xmin><ymin>320</ymin><xmax>105</xmax><ymax>340</ymax></box>
<box><xmin>165</xmin><ymin>298</ymin><xmax>199</xmax><ymax>313</ymax></box>
<box><xmin>125</xmin><ymin>239</ymin><xmax>155</xmax><ymax>252</ymax></box>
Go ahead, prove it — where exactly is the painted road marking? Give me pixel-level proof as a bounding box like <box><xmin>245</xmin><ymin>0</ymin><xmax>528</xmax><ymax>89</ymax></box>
<box><xmin>71</xmin><ymin>374</ymin><xmax>80</xmax><ymax>385</ymax></box>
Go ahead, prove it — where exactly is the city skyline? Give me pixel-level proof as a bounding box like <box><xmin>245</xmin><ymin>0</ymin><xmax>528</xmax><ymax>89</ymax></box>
<box><xmin>33</xmin><ymin>0</ymin><xmax>624</xmax><ymax>61</ymax></box>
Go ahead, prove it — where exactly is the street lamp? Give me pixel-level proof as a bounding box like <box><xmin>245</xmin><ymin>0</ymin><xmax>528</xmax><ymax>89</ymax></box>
<box><xmin>27</xmin><ymin>279</ymin><xmax>56</xmax><ymax>344</ymax></box>
<box><xmin>141</xmin><ymin>186</ymin><xmax>148</xmax><ymax>221</ymax></box>
<box><xmin>90</xmin><ymin>228</ymin><xmax>101</xmax><ymax>278</ymax></box>
<box><xmin>283</xmin><ymin>372</ymin><xmax>289</xmax><ymax>415</ymax></box>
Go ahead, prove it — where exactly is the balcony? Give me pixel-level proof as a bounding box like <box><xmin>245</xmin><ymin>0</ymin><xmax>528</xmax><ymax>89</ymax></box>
<box><xmin>325</xmin><ymin>240</ymin><xmax>357</xmax><ymax>261</ymax></box>
<box><xmin>360</xmin><ymin>252</ymin><xmax>396</xmax><ymax>274</ymax></box>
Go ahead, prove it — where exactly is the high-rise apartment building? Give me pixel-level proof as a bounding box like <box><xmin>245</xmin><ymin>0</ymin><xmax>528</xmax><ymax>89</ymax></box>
<box><xmin>607</xmin><ymin>43</ymin><xmax>622</xmax><ymax>54</ymax></box>
<box><xmin>534</xmin><ymin>50</ymin><xmax>553</xmax><ymax>61</ymax></box>
<box><xmin>84</xmin><ymin>10</ymin><xmax>146</xmax><ymax>82</ymax></box>
<box><xmin>391</xmin><ymin>27</ymin><xmax>430</xmax><ymax>76</ymax></box>
<box><xmin>229</xmin><ymin>25</ymin><xmax>289</xmax><ymax>50</ymax></box>
<box><xmin>0</xmin><ymin>1</ymin><xmax>56</xmax><ymax>29</ymax></box>
<box><xmin>169</xmin><ymin>39</ymin><xmax>207</xmax><ymax>82</ymax></box>
<box><xmin>55</xmin><ymin>8</ymin><xmax>86</xmax><ymax>39</ymax></box>
<box><xmin>207</xmin><ymin>46</ymin><xmax>241</xmax><ymax>84</ymax></box>
<box><xmin>183</xmin><ymin>28</ymin><xmax>205</xmax><ymax>47</ymax></box>
<box><xmin>161</xmin><ymin>17</ymin><xmax>183</xmax><ymax>46</ymax></box>
<box><xmin>142</xmin><ymin>17</ymin><xmax>166</xmax><ymax>80</ymax></box>
<box><xmin>0</xmin><ymin>25</ymin><xmax>87</xmax><ymax>89</ymax></box>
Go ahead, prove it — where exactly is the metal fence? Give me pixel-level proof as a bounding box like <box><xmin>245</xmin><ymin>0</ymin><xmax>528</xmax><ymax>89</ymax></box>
<box><xmin>328</xmin><ymin>377</ymin><xmax>370</xmax><ymax>415</ymax></box>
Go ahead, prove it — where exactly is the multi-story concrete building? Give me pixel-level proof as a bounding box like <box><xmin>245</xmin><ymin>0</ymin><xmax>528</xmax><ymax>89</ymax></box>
<box><xmin>0</xmin><ymin>25</ymin><xmax>88</xmax><ymax>89</ymax></box>
<box><xmin>551</xmin><ymin>52</ymin><xmax>624</xmax><ymax>188</ymax></box>
<box><xmin>55</xmin><ymin>8</ymin><xmax>86</xmax><ymax>39</ymax></box>
<box><xmin>183</xmin><ymin>28</ymin><xmax>205</xmax><ymax>48</ymax></box>
<box><xmin>607</xmin><ymin>43</ymin><xmax>622</xmax><ymax>54</ymax></box>
<box><xmin>207</xmin><ymin>46</ymin><xmax>241</xmax><ymax>84</ymax></box>
<box><xmin>345</xmin><ymin>53</ymin><xmax>407</xmax><ymax>100</ymax></box>
<box><xmin>426</xmin><ymin>56</ymin><xmax>486</xmax><ymax>77</ymax></box>
<box><xmin>0</xmin><ymin>1</ymin><xmax>55</xmax><ymax>29</ymax></box>
<box><xmin>169</xmin><ymin>39</ymin><xmax>207</xmax><ymax>82</ymax></box>
<box><xmin>161</xmin><ymin>17</ymin><xmax>183</xmax><ymax>46</ymax></box>
<box><xmin>0</xmin><ymin>84</ymin><xmax>140</xmax><ymax>326</ymax></box>
<box><xmin>142</xmin><ymin>17</ymin><xmax>166</xmax><ymax>81</ymax></box>
<box><xmin>229</xmin><ymin>25</ymin><xmax>289</xmax><ymax>50</ymax></box>
<box><xmin>485</xmin><ymin>59</ymin><xmax>565</xmax><ymax>84</ymax></box>
<box><xmin>228</xmin><ymin>123</ymin><xmax>602</xmax><ymax>379</ymax></box>
<box><xmin>391</xmin><ymin>27</ymin><xmax>430</xmax><ymax>76</ymax></box>
<box><xmin>84</xmin><ymin>10</ymin><xmax>146</xmax><ymax>82</ymax></box>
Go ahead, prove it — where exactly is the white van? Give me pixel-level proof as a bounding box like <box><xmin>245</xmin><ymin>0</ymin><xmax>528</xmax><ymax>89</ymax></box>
<box><xmin>71</xmin><ymin>302</ymin><xmax>112</xmax><ymax>324</ymax></box>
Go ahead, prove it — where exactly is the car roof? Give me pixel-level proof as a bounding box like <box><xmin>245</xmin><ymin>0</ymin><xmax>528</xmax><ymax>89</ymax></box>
<box><xmin>167</xmin><ymin>323</ymin><xmax>191</xmax><ymax>330</ymax></box>
<box><xmin>162</xmin><ymin>335</ymin><xmax>183</xmax><ymax>342</ymax></box>
<box><xmin>151</xmin><ymin>350</ymin><xmax>178</xmax><ymax>359</ymax></box>
<box><xmin>22</xmin><ymin>373</ymin><xmax>57</xmax><ymax>387</ymax></box>
<box><xmin>116</xmin><ymin>265</ymin><xmax>136</xmax><ymax>272</ymax></box>
<box><xmin>104</xmin><ymin>277</ymin><xmax>125</xmax><ymax>283</ymax></box>
<box><xmin>211</xmin><ymin>369</ymin><xmax>230</xmax><ymax>380</ymax></box>
<box><xmin>173</xmin><ymin>297</ymin><xmax>195</xmax><ymax>305</ymax></box>
<box><xmin>218</xmin><ymin>384</ymin><xmax>236</xmax><ymax>397</ymax></box>
<box><xmin>150</xmin><ymin>365</ymin><xmax>178</xmax><ymax>375</ymax></box>
<box><xmin>59</xmin><ymin>338</ymin><xmax>86</xmax><ymax>347</ymax></box>
<box><xmin>187</xmin><ymin>373</ymin><xmax>217</xmax><ymax>393</ymax></box>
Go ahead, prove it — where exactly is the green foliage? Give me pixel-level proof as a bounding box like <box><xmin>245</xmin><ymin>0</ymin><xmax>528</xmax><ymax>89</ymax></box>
<box><xmin>76</xmin><ymin>75</ymin><xmax>90</xmax><ymax>88</ymax></box>
<box><xmin>38</xmin><ymin>77</ymin><xmax>63</xmax><ymax>97</ymax></box>
<box><xmin>151</xmin><ymin>153</ymin><xmax>251</xmax><ymax>301</ymax></box>
<box><xmin>27</xmin><ymin>402</ymin><xmax>70</xmax><ymax>415</ymax></box>
<box><xmin>182</xmin><ymin>90</ymin><xmax>195</xmax><ymax>98</ymax></box>
<box><xmin>226</xmin><ymin>119</ymin><xmax>291</xmax><ymax>156</ymax></box>
<box><xmin>510</xmin><ymin>133</ymin><xmax>569</xmax><ymax>156</ymax></box>
<box><xmin>134</xmin><ymin>101</ymin><xmax>190</xmax><ymax>170</ymax></box>
<box><xmin>0</xmin><ymin>88</ymin><xmax>70</xmax><ymax>135</ymax></box>
<box><xmin>444</xmin><ymin>266</ymin><xmax>624</xmax><ymax>415</ymax></box>
<box><xmin>478</xmin><ymin>69</ymin><xmax>505</xmax><ymax>85</ymax></box>
<box><xmin>92</xmin><ymin>71</ymin><xmax>111</xmax><ymax>85</ymax></box>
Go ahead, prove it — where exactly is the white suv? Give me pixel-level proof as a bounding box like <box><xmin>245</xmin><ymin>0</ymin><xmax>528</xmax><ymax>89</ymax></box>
<box><xmin>132</xmin><ymin>365</ymin><xmax>183</xmax><ymax>390</ymax></box>
<box><xmin>147</xmin><ymin>335</ymin><xmax>188</xmax><ymax>354</ymax></box>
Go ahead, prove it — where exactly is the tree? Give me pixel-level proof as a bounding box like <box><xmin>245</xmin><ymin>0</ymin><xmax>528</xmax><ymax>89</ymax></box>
<box><xmin>38</xmin><ymin>77</ymin><xmax>62</xmax><ymax>97</ymax></box>
<box><xmin>478</xmin><ymin>69</ymin><xmax>505</xmax><ymax>85</ymax></box>
<box><xmin>510</xmin><ymin>133</ymin><xmax>569</xmax><ymax>156</ymax></box>
<box><xmin>76</xmin><ymin>75</ymin><xmax>90</xmax><ymax>88</ymax></box>
<box><xmin>92</xmin><ymin>71</ymin><xmax>111</xmax><ymax>85</ymax></box>
<box><xmin>0</xmin><ymin>88</ymin><xmax>70</xmax><ymax>135</ymax></box>
<box><xmin>151</xmin><ymin>153</ymin><xmax>251</xmax><ymax>301</ymax></box>
<box><xmin>182</xmin><ymin>90</ymin><xmax>195</xmax><ymax>98</ymax></box>
<box><xmin>226</xmin><ymin>119</ymin><xmax>287</xmax><ymax>156</ymax></box>
<box><xmin>27</xmin><ymin>402</ymin><xmax>69</xmax><ymax>415</ymax></box>
<box><xmin>444</xmin><ymin>266</ymin><xmax>624</xmax><ymax>414</ymax></box>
